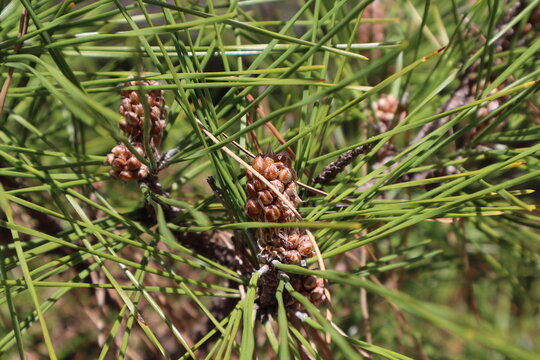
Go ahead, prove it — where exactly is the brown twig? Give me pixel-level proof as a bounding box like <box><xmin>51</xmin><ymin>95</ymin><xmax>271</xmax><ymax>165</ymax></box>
<box><xmin>245</xmin><ymin>107</ymin><xmax>264</xmax><ymax>155</ymax></box>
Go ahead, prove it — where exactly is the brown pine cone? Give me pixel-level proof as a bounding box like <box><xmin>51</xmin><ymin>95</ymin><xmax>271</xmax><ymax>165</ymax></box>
<box><xmin>245</xmin><ymin>154</ymin><xmax>315</xmax><ymax>259</ymax></box>
<box><xmin>246</xmin><ymin>154</ymin><xmax>324</xmax><ymax>314</ymax></box>
<box><xmin>118</xmin><ymin>79</ymin><xmax>167</xmax><ymax>147</ymax></box>
<box><xmin>245</xmin><ymin>154</ymin><xmax>299</xmax><ymax>223</ymax></box>
<box><xmin>106</xmin><ymin>143</ymin><xmax>149</xmax><ymax>181</ymax></box>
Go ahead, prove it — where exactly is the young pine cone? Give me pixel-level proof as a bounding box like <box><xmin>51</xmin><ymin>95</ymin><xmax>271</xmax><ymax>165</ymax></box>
<box><xmin>118</xmin><ymin>79</ymin><xmax>167</xmax><ymax>147</ymax></box>
<box><xmin>245</xmin><ymin>154</ymin><xmax>300</xmax><ymax>223</ymax></box>
<box><xmin>106</xmin><ymin>143</ymin><xmax>149</xmax><ymax>181</ymax></box>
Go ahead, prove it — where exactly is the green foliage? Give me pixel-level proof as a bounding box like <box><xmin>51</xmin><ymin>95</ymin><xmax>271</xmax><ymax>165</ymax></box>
<box><xmin>0</xmin><ymin>0</ymin><xmax>539</xmax><ymax>359</ymax></box>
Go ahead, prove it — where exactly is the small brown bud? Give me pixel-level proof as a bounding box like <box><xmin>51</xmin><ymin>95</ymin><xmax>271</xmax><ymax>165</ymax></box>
<box><xmin>125</xmin><ymin>111</ymin><xmax>139</xmax><ymax>125</ymax></box>
<box><xmin>284</xmin><ymin>250</ymin><xmax>301</xmax><ymax>265</ymax></box>
<box><xmin>280</xmin><ymin>209</ymin><xmax>295</xmax><ymax>222</ymax></box>
<box><xmin>285</xmin><ymin>183</ymin><xmax>297</xmax><ymax>197</ymax></box>
<box><xmin>151</xmin><ymin>107</ymin><xmax>161</xmax><ymax>120</ymax></box>
<box><xmin>270</xmin><ymin>179</ymin><xmax>285</xmax><ymax>193</ymax></box>
<box><xmin>523</xmin><ymin>23</ymin><xmax>532</xmax><ymax>35</ymax></box>
<box><xmin>278</xmin><ymin>168</ymin><xmax>294</xmax><ymax>184</ymax></box>
<box><xmin>486</xmin><ymin>100</ymin><xmax>499</xmax><ymax>113</ymax></box>
<box><xmin>275</xmin><ymin>154</ymin><xmax>291</xmax><ymax>168</ymax></box>
<box><xmin>106</xmin><ymin>153</ymin><xmax>115</xmax><ymax>165</ymax></box>
<box><xmin>152</xmin><ymin>96</ymin><xmax>163</xmax><ymax>107</ymax></box>
<box><xmin>136</xmin><ymin>167</ymin><xmax>149</xmax><ymax>180</ymax></box>
<box><xmin>112</xmin><ymin>145</ymin><xmax>125</xmax><ymax>157</ymax></box>
<box><xmin>303</xmin><ymin>276</ymin><xmax>318</xmax><ymax>290</ymax></box>
<box><xmin>264</xmin><ymin>205</ymin><xmax>281</xmax><ymax>221</ymax></box>
<box><xmin>135</xmin><ymin>104</ymin><xmax>144</xmax><ymax>116</ymax></box>
<box><xmin>112</xmin><ymin>158</ymin><xmax>126</xmax><ymax>171</ymax></box>
<box><xmin>297</xmin><ymin>236</ymin><xmax>313</xmax><ymax>257</ymax></box>
<box><xmin>290</xmin><ymin>276</ymin><xmax>303</xmax><ymax>291</ymax></box>
<box><xmin>264</xmin><ymin>163</ymin><xmax>279</xmax><ymax>180</ymax></box>
<box><xmin>477</xmin><ymin>107</ymin><xmax>488</xmax><ymax>118</ymax></box>
<box><xmin>126</xmin><ymin>157</ymin><xmax>141</xmax><ymax>170</ymax></box>
<box><xmin>263</xmin><ymin>156</ymin><xmax>274</xmax><ymax>169</ymax></box>
<box><xmin>253</xmin><ymin>178</ymin><xmax>266</xmax><ymax>191</ymax></box>
<box><xmin>287</xmin><ymin>234</ymin><xmax>300</xmax><ymax>248</ymax></box>
<box><xmin>130</xmin><ymin>91</ymin><xmax>139</xmax><ymax>104</ymax></box>
<box><xmin>252</xmin><ymin>156</ymin><xmax>265</xmax><ymax>173</ymax></box>
<box><xmin>246</xmin><ymin>199</ymin><xmax>262</xmax><ymax>218</ymax></box>
<box><xmin>284</xmin><ymin>183</ymin><xmax>301</xmax><ymax>206</ymax></box>
<box><xmin>282</xmin><ymin>234</ymin><xmax>298</xmax><ymax>249</ymax></box>
<box><xmin>119</xmin><ymin>170</ymin><xmax>133</xmax><ymax>181</ymax></box>
<box><xmin>258</xmin><ymin>190</ymin><xmax>274</xmax><ymax>205</ymax></box>
<box><xmin>246</xmin><ymin>182</ymin><xmax>258</xmax><ymax>198</ymax></box>
<box><xmin>309</xmin><ymin>288</ymin><xmax>325</xmax><ymax>305</ymax></box>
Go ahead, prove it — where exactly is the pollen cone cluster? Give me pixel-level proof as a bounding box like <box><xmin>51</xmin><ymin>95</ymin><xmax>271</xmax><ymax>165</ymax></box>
<box><xmin>106</xmin><ymin>143</ymin><xmax>149</xmax><ymax>181</ymax></box>
<box><xmin>107</xmin><ymin>79</ymin><xmax>166</xmax><ymax>181</ymax></box>
<box><xmin>245</xmin><ymin>154</ymin><xmax>326</xmax><ymax>312</ymax></box>
<box><xmin>371</xmin><ymin>94</ymin><xmax>406</xmax><ymax>128</ymax></box>
<box><xmin>118</xmin><ymin>79</ymin><xmax>167</xmax><ymax>148</ymax></box>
